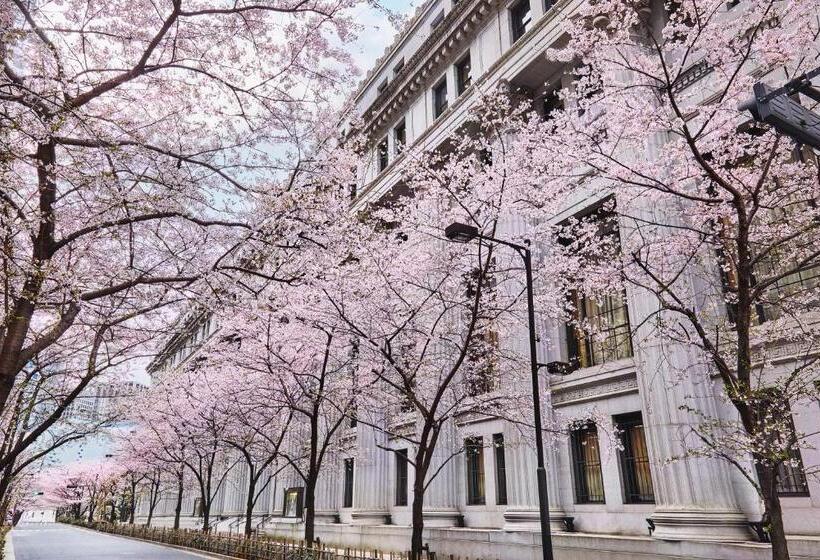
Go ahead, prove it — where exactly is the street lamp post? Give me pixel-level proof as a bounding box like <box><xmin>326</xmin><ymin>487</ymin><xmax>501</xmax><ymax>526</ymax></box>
<box><xmin>444</xmin><ymin>222</ymin><xmax>554</xmax><ymax>560</ymax></box>
<box><xmin>739</xmin><ymin>66</ymin><xmax>820</xmax><ymax>149</ymax></box>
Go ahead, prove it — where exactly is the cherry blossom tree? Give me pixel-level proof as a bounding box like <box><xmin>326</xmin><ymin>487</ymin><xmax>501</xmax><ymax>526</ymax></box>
<box><xmin>497</xmin><ymin>2</ymin><xmax>820</xmax><ymax>558</ymax></box>
<box><xmin>206</xmin><ymin>300</ymin><xmax>360</xmax><ymax>544</ymax></box>
<box><xmin>305</xmin><ymin>96</ymin><xmax>542</xmax><ymax>559</ymax></box>
<box><xmin>117</xmin><ymin>418</ymin><xmax>189</xmax><ymax>528</ymax></box>
<box><xmin>0</xmin><ymin>335</ymin><xmax>140</xmax><ymax>520</ymax></box>
<box><xmin>0</xmin><ymin>0</ymin><xmax>380</xmax><ymax>494</ymax></box>
<box><xmin>42</xmin><ymin>459</ymin><xmax>120</xmax><ymax>523</ymax></box>
<box><xmin>194</xmin><ymin>341</ymin><xmax>296</xmax><ymax>536</ymax></box>
<box><xmin>140</xmin><ymin>369</ymin><xmax>240</xmax><ymax>532</ymax></box>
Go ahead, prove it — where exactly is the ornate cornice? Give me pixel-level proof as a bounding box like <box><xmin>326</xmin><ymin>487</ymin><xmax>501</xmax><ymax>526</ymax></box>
<box><xmin>552</xmin><ymin>373</ymin><xmax>639</xmax><ymax>407</ymax></box>
<box><xmin>359</xmin><ymin>0</ymin><xmax>497</xmax><ymax>137</ymax></box>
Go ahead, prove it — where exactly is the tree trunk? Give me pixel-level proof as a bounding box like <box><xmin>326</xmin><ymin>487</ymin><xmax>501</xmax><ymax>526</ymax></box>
<box><xmin>202</xmin><ymin>493</ymin><xmax>211</xmax><ymax>533</ymax></box>
<box><xmin>0</xmin><ymin>497</ymin><xmax>10</xmax><ymax>526</ymax></box>
<box><xmin>410</xmin><ymin>476</ymin><xmax>426</xmax><ymax>560</ymax></box>
<box><xmin>129</xmin><ymin>481</ymin><xmax>137</xmax><ymax>524</ymax></box>
<box><xmin>0</xmin><ymin>462</ymin><xmax>15</xmax><ymax>523</ymax></box>
<box><xmin>173</xmin><ymin>472</ymin><xmax>184</xmax><ymax>530</ymax></box>
<box><xmin>147</xmin><ymin>479</ymin><xmax>160</xmax><ymax>527</ymax></box>
<box><xmin>244</xmin><ymin>469</ymin><xmax>257</xmax><ymax>537</ymax></box>
<box><xmin>304</xmin><ymin>405</ymin><xmax>320</xmax><ymax>545</ymax></box>
<box><xmin>147</xmin><ymin>499</ymin><xmax>155</xmax><ymax>528</ymax></box>
<box><xmin>87</xmin><ymin>502</ymin><xmax>95</xmax><ymax>523</ymax></box>
<box><xmin>303</xmin><ymin>473</ymin><xmax>317</xmax><ymax>544</ymax></box>
<box><xmin>756</xmin><ymin>463</ymin><xmax>790</xmax><ymax>560</ymax></box>
<box><xmin>0</xmin><ymin>140</ymin><xmax>58</xmax><ymax>417</ymax></box>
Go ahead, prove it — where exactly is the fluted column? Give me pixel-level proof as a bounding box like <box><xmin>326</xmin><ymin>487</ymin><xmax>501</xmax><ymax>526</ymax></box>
<box><xmin>499</xmin><ymin>213</ymin><xmax>567</xmax><ymax>533</ymax></box>
<box><xmin>314</xmin><ymin>454</ymin><xmax>339</xmax><ymax>523</ymax></box>
<box><xmin>351</xmin><ymin>422</ymin><xmax>391</xmax><ymax>524</ymax></box>
<box><xmin>543</xmin><ymin>392</ymin><xmax>568</xmax><ymax>531</ymax></box>
<box><xmin>502</xmin><ymin>398</ymin><xmax>567</xmax><ymax>532</ymax></box>
<box><xmin>623</xmin><ymin>171</ymin><xmax>749</xmax><ymax>541</ymax></box>
<box><xmin>503</xmin><ymin>427</ymin><xmax>540</xmax><ymax>530</ymax></box>
<box><xmin>422</xmin><ymin>418</ymin><xmax>461</xmax><ymax>527</ymax></box>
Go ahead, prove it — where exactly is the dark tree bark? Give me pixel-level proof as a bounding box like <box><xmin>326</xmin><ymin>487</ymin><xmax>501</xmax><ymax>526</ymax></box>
<box><xmin>173</xmin><ymin>470</ymin><xmax>184</xmax><ymax>530</ymax></box>
<box><xmin>244</xmin><ymin>469</ymin><xmax>257</xmax><ymax>537</ymax></box>
<box><xmin>146</xmin><ymin>475</ymin><xmax>162</xmax><ymax>527</ymax></box>
<box><xmin>756</xmin><ymin>463</ymin><xmax>790</xmax><ymax>560</ymax></box>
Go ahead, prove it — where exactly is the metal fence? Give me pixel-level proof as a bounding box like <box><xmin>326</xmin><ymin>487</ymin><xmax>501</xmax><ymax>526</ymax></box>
<box><xmin>71</xmin><ymin>521</ymin><xmax>412</xmax><ymax>560</ymax></box>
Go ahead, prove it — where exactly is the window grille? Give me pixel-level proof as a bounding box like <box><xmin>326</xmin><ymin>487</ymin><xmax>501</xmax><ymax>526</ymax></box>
<box><xmin>493</xmin><ymin>434</ymin><xmax>508</xmax><ymax>505</ymax></box>
<box><xmin>433</xmin><ymin>79</ymin><xmax>449</xmax><ymax>118</ymax></box>
<box><xmin>563</xmin><ymin>201</ymin><xmax>634</xmax><ymax>369</ymax></box>
<box><xmin>465</xmin><ymin>437</ymin><xmax>486</xmax><ymax>505</ymax></box>
<box><xmin>395</xmin><ymin>449</ymin><xmax>409</xmax><ymax>506</ymax></box>
<box><xmin>571</xmin><ymin>424</ymin><xmax>606</xmax><ymax>503</ymax></box>
<box><xmin>343</xmin><ymin>458</ymin><xmax>355</xmax><ymax>508</ymax></box>
<box><xmin>615</xmin><ymin>413</ymin><xmax>655</xmax><ymax>504</ymax></box>
<box><xmin>510</xmin><ymin>0</ymin><xmax>532</xmax><ymax>43</ymax></box>
<box><xmin>456</xmin><ymin>54</ymin><xmax>472</xmax><ymax>95</ymax></box>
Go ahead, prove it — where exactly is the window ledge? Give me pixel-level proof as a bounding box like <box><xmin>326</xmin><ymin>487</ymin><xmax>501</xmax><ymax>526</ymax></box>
<box><xmin>551</xmin><ymin>357</ymin><xmax>636</xmax><ymax>388</ymax></box>
<box><xmin>551</xmin><ymin>361</ymin><xmax>638</xmax><ymax>407</ymax></box>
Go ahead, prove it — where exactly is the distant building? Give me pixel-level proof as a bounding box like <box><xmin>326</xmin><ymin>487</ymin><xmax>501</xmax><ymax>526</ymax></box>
<box><xmin>62</xmin><ymin>380</ymin><xmax>147</xmax><ymax>424</ymax></box>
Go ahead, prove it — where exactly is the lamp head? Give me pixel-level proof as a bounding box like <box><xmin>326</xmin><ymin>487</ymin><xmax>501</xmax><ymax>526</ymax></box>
<box><xmin>444</xmin><ymin>222</ymin><xmax>479</xmax><ymax>243</ymax></box>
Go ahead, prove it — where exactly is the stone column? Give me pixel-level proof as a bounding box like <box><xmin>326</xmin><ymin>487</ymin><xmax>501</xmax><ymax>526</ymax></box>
<box><xmin>422</xmin><ymin>419</ymin><xmax>462</xmax><ymax>527</ymax></box>
<box><xmin>624</xmin><ymin>182</ymin><xmax>749</xmax><ymax>542</ymax></box>
<box><xmin>634</xmin><ymin>337</ymin><xmax>750</xmax><ymax>540</ymax></box>
<box><xmin>351</xmin><ymin>423</ymin><xmax>391</xmax><ymax>525</ymax></box>
<box><xmin>499</xmin><ymin>214</ymin><xmax>567</xmax><ymax>533</ymax></box>
<box><xmin>313</xmin><ymin>453</ymin><xmax>339</xmax><ymax>524</ymax></box>
<box><xmin>502</xmin><ymin>398</ymin><xmax>567</xmax><ymax>533</ymax></box>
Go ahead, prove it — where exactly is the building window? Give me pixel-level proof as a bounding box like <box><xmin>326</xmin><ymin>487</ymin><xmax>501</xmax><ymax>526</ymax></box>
<box><xmin>571</xmin><ymin>424</ymin><xmax>605</xmax><ymax>504</ymax></box>
<box><xmin>776</xmin><ymin>416</ymin><xmax>810</xmax><ymax>496</ymax></box>
<box><xmin>394</xmin><ymin>119</ymin><xmax>407</xmax><ymax>154</ymax></box>
<box><xmin>456</xmin><ymin>53</ymin><xmax>472</xmax><ymax>95</ymax></box>
<box><xmin>566</xmin><ymin>290</ymin><xmax>633</xmax><ymax>369</ymax></box>
<box><xmin>395</xmin><ymin>449</ymin><xmax>409</xmax><ymax>506</ymax></box>
<box><xmin>542</xmin><ymin>83</ymin><xmax>563</xmax><ymax>120</ymax></box>
<box><xmin>343</xmin><ymin>458</ymin><xmax>355</xmax><ymax>508</ymax></box>
<box><xmin>564</xmin><ymin>202</ymin><xmax>633</xmax><ymax>370</ymax></box>
<box><xmin>394</xmin><ymin>58</ymin><xmax>405</xmax><ymax>76</ymax></box>
<box><xmin>377</xmin><ymin>78</ymin><xmax>388</xmax><ymax>95</ymax></box>
<box><xmin>615</xmin><ymin>413</ymin><xmax>655</xmax><ymax>504</ymax></box>
<box><xmin>430</xmin><ymin>10</ymin><xmax>445</xmax><ymax>30</ymax></box>
<box><xmin>283</xmin><ymin>487</ymin><xmax>304</xmax><ymax>517</ymax></box>
<box><xmin>753</xmin><ymin>252</ymin><xmax>820</xmax><ymax>322</ymax></box>
<box><xmin>377</xmin><ymin>137</ymin><xmax>389</xmax><ymax>172</ymax></box>
<box><xmin>465</xmin><ymin>437</ymin><xmax>486</xmax><ymax>505</ymax></box>
<box><xmin>349</xmin><ymin>406</ymin><xmax>358</xmax><ymax>428</ymax></box>
<box><xmin>510</xmin><ymin>0</ymin><xmax>532</xmax><ymax>43</ymax></box>
<box><xmin>433</xmin><ymin>78</ymin><xmax>448</xmax><ymax>119</ymax></box>
<box><xmin>464</xmin><ymin>263</ymin><xmax>498</xmax><ymax>396</ymax></box>
<box><xmin>777</xmin><ymin>450</ymin><xmax>810</xmax><ymax>496</ymax></box>
<box><xmin>493</xmin><ymin>434</ymin><xmax>508</xmax><ymax>505</ymax></box>
<box><xmin>192</xmin><ymin>497</ymin><xmax>203</xmax><ymax>517</ymax></box>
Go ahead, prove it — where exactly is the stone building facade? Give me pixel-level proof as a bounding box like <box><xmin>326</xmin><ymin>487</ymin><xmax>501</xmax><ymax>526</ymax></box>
<box><xmin>137</xmin><ymin>1</ymin><xmax>820</xmax><ymax>558</ymax></box>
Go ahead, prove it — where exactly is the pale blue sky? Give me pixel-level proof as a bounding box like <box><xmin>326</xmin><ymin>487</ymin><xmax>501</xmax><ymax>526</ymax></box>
<box><xmin>349</xmin><ymin>1</ymin><xmax>423</xmax><ymax>77</ymax></box>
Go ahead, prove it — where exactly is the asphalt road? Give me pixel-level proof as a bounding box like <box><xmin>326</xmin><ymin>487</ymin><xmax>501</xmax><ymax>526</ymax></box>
<box><xmin>10</xmin><ymin>523</ymin><xmax>217</xmax><ymax>560</ymax></box>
